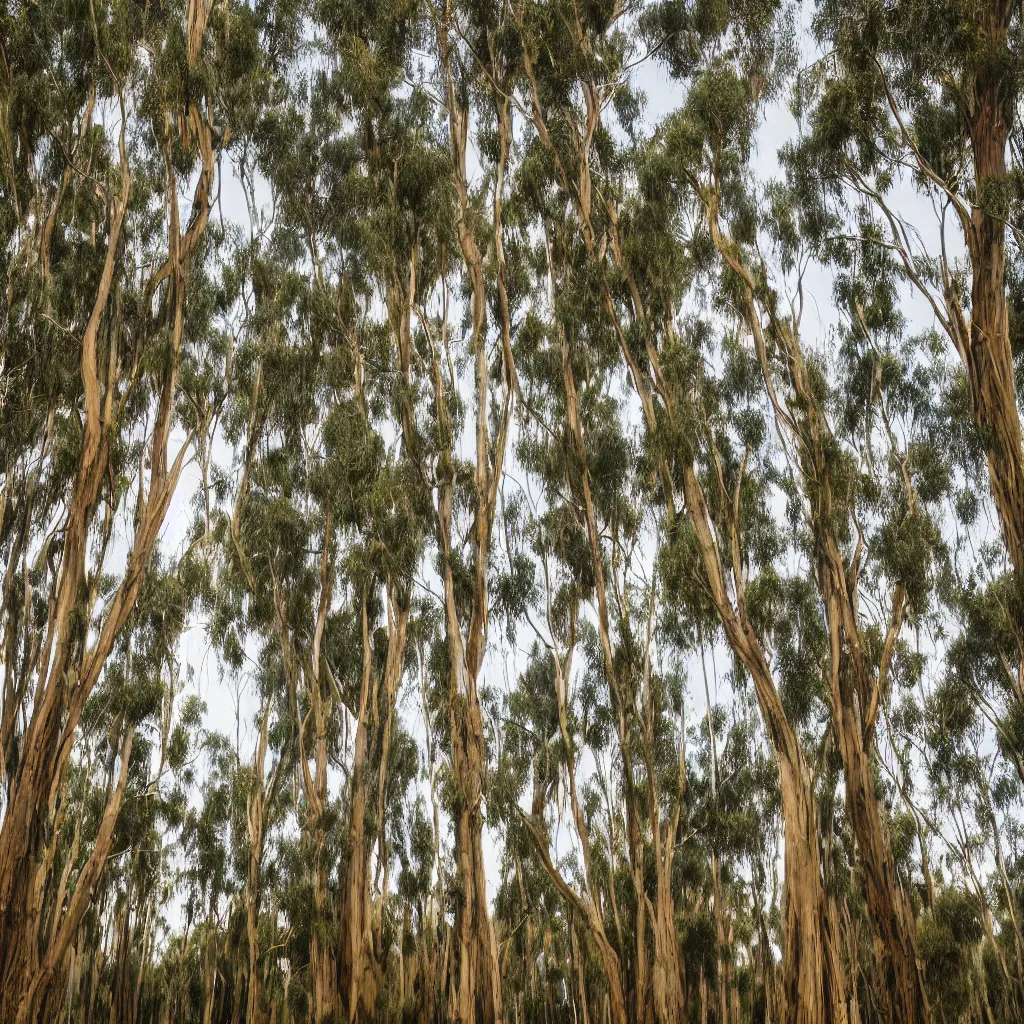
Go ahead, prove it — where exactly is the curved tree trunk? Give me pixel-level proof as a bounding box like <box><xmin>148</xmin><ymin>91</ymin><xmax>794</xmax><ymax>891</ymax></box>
<box><xmin>0</xmin><ymin>18</ymin><xmax>217</xmax><ymax>1014</ymax></box>
<box><xmin>681</xmin><ymin>462</ymin><xmax>850</xmax><ymax>1024</ymax></box>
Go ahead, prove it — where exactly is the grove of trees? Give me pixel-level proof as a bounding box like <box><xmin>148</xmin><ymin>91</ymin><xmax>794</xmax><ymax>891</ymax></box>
<box><xmin>4</xmin><ymin>0</ymin><xmax>1024</xmax><ymax>1022</ymax></box>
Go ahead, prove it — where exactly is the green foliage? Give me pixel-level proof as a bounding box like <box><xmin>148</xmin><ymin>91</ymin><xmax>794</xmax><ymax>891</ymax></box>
<box><xmin>7</xmin><ymin>1</ymin><xmax>1024</xmax><ymax>1022</ymax></box>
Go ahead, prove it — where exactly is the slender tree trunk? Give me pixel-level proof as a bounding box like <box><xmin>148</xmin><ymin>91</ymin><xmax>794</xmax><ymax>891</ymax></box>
<box><xmin>435</xmin><ymin>25</ymin><xmax>509</xmax><ymax>1021</ymax></box>
<box><xmin>372</xmin><ymin>593</ymin><xmax>409</xmax><ymax>963</ymax></box>
<box><xmin>201</xmin><ymin>921</ymin><xmax>217</xmax><ymax>1024</ymax></box>
<box><xmin>345</xmin><ymin>596</ymin><xmax>375</xmax><ymax>1023</ymax></box>
<box><xmin>449</xmin><ymin>664</ymin><xmax>503</xmax><ymax>1024</ymax></box>
<box><xmin>246</xmin><ymin>703</ymin><xmax>273</xmax><ymax>1024</ymax></box>
<box><xmin>646</xmin><ymin>647</ymin><xmax>686</xmax><ymax>1024</ymax></box>
<box><xmin>681</xmin><ymin>460</ymin><xmax>849</xmax><ymax>1024</ymax></box>
<box><xmin>712</xmin><ymin>857</ymin><xmax>730</xmax><ymax>1024</ymax></box>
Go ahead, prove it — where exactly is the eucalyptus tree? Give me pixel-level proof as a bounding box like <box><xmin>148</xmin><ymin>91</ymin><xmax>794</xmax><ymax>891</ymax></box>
<box><xmin>651</xmin><ymin>306</ymin><xmax>852</xmax><ymax>1024</ymax></box>
<box><xmin>180</xmin><ymin>727</ymin><xmax>240</xmax><ymax>1023</ymax></box>
<box><xmin>7</xmin><ymin>0</ymin><xmax>1024</xmax><ymax>1020</ymax></box>
<box><xmin>0</xmin><ymin>0</ymin><xmax>256</xmax><ymax>1016</ymax></box>
<box><xmin>298</xmin><ymin>1</ymin><xmax>531</xmax><ymax>1018</ymax></box>
<box><xmin>401</xmin><ymin>3</ymin><xmax>525</xmax><ymax>1018</ymax></box>
<box><xmin>502</xmin><ymin>1</ymin><xmax>862</xmax><ymax>1019</ymax></box>
<box><xmin>644</xmin><ymin>21</ymin><xmax>974</xmax><ymax>1019</ymax></box>
<box><xmin>38</xmin><ymin>570</ymin><xmax>204</xmax><ymax>1024</ymax></box>
<box><xmin>802</xmin><ymin>0</ymin><xmax>1024</xmax><ymax>581</ymax></box>
<box><xmin>519</xmin><ymin>219</ymin><xmax>662</xmax><ymax>1024</ymax></box>
<box><xmin>792</xmin><ymin>25</ymin><xmax>1024</xmax><ymax>1003</ymax></box>
<box><xmin>219</xmin><ymin>21</ymin><xmax>444</xmax><ymax>1017</ymax></box>
<box><xmin>237</xmin><ymin>678</ymin><xmax>291</xmax><ymax>1024</ymax></box>
<box><xmin>215</xmin><ymin>221</ymin><xmax>428</xmax><ymax>1024</ymax></box>
<box><xmin>508</xmin><ymin>6</ymin><xmax>700</xmax><ymax>1019</ymax></box>
<box><xmin>786</xmin><ymin>5</ymin><xmax>1024</xmax><ymax>1011</ymax></box>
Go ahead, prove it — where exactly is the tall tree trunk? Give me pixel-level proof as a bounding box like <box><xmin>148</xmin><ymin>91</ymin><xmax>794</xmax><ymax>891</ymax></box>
<box><xmin>246</xmin><ymin>702</ymin><xmax>274</xmax><ymax>1024</ymax></box>
<box><xmin>343</xmin><ymin>590</ymin><xmax>408</xmax><ymax>1022</ymax></box>
<box><xmin>0</xmin><ymin>28</ymin><xmax>216</xmax><ymax>1015</ymax></box>
<box><xmin>645</xmin><ymin>611</ymin><xmax>687</xmax><ymax>1024</ymax></box>
<box><xmin>580</xmin><ymin>210</ymin><xmax>849</xmax><ymax>1021</ymax></box>
<box><xmin>681</xmin><ymin>461</ymin><xmax>849</xmax><ymax>1024</ymax></box>
<box><xmin>962</xmin><ymin>1</ymin><xmax>1024</xmax><ymax>573</ymax></box>
<box><xmin>310</xmin><ymin>573</ymin><xmax>338</xmax><ymax>1024</ymax></box>
<box><xmin>371</xmin><ymin>592</ymin><xmax>409</xmax><ymax>966</ymax></box>
<box><xmin>434</xmin><ymin>20</ymin><xmax>511</xmax><ymax>1022</ymax></box>
<box><xmin>521</xmin><ymin>580</ymin><xmax>630</xmax><ymax>1024</ymax></box>
<box><xmin>448</xmin><ymin>655</ymin><xmax>503</xmax><ymax>1024</ymax></box>
<box><xmin>345</xmin><ymin>593</ymin><xmax>374</xmax><ymax>1023</ymax></box>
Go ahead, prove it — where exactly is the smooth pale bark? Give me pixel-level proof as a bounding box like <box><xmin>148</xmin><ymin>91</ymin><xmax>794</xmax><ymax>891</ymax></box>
<box><xmin>646</xmin><ymin>648</ymin><xmax>687</xmax><ymax>1024</ymax></box>
<box><xmin>371</xmin><ymin>594</ymin><xmax>409</xmax><ymax>966</ymax></box>
<box><xmin>342</xmin><ymin>591</ymin><xmax>408</xmax><ymax>1022</ymax></box>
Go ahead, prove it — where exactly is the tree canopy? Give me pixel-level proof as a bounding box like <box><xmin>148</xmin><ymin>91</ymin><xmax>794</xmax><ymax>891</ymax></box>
<box><xmin>3</xmin><ymin>1</ymin><xmax>1024</xmax><ymax>1023</ymax></box>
